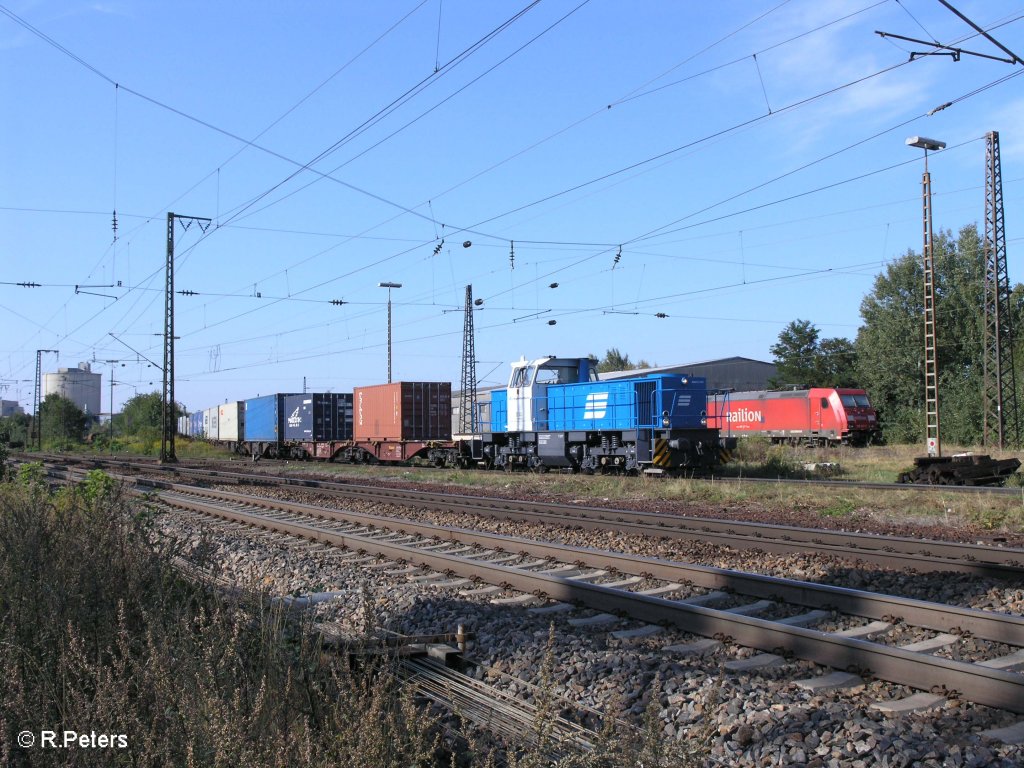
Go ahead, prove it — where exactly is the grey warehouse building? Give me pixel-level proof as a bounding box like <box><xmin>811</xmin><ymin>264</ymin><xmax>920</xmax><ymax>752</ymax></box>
<box><xmin>597</xmin><ymin>356</ymin><xmax>776</xmax><ymax>393</ymax></box>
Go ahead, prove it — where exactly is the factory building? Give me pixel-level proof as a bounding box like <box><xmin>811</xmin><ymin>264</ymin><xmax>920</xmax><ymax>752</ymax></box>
<box><xmin>1</xmin><ymin>400</ymin><xmax>24</xmax><ymax>417</ymax></box>
<box><xmin>43</xmin><ymin>362</ymin><xmax>102</xmax><ymax>420</ymax></box>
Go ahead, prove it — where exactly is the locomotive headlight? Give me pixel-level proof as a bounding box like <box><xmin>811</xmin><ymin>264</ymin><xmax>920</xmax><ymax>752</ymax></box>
<box><xmin>662</xmin><ymin>410</ymin><xmax>670</xmax><ymax>427</ymax></box>
<box><xmin>701</xmin><ymin>416</ymin><xmax>707</xmax><ymax>425</ymax></box>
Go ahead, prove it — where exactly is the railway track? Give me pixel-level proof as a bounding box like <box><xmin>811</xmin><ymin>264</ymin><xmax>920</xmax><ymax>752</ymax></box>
<box><xmin>131</xmin><ymin>478</ymin><xmax>1024</xmax><ymax>715</ymax></box>
<box><xmin>35</xmin><ymin>455</ymin><xmax>1024</xmax><ymax>579</ymax></box>
<box><xmin>22</xmin><ymin>451</ymin><xmax>1024</xmax><ymax>496</ymax></box>
<box><xmin>79</xmin><ymin>458</ymin><xmax>1024</xmax><ymax>579</ymax></box>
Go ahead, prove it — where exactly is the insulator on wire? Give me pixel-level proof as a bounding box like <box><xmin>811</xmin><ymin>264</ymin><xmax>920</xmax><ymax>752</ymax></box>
<box><xmin>509</xmin><ymin>241</ymin><xmax>515</xmax><ymax>270</ymax></box>
<box><xmin>612</xmin><ymin>245</ymin><xmax>622</xmax><ymax>269</ymax></box>
<box><xmin>655</xmin><ymin>312</ymin><xmax>668</xmax><ymax>319</ymax></box>
<box><xmin>432</xmin><ymin>238</ymin><xmax>445</xmax><ymax>256</ymax></box>
<box><xmin>112</xmin><ymin>210</ymin><xmax>118</xmax><ymax>238</ymax></box>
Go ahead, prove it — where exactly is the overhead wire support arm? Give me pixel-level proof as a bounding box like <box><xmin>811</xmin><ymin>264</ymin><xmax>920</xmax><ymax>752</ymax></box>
<box><xmin>874</xmin><ymin>30</ymin><xmax>1010</xmax><ymax>63</ymax></box>
<box><xmin>934</xmin><ymin>0</ymin><xmax>1022</xmax><ymax>66</ymax></box>
<box><xmin>108</xmin><ymin>332</ymin><xmax>163</xmax><ymax>372</ymax></box>
<box><xmin>75</xmin><ymin>283</ymin><xmax>119</xmax><ymax>299</ymax></box>
<box><xmin>513</xmin><ymin>309</ymin><xmax>551</xmax><ymax>323</ymax></box>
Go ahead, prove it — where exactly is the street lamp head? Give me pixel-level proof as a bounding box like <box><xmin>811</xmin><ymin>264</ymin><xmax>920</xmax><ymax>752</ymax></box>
<box><xmin>378</xmin><ymin>282</ymin><xmax>402</xmax><ymax>289</ymax></box>
<box><xmin>906</xmin><ymin>136</ymin><xmax>946</xmax><ymax>151</ymax></box>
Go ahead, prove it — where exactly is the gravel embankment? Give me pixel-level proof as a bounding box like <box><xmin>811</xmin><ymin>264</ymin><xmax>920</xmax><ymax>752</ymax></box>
<box><xmin>154</xmin><ymin>486</ymin><xmax>1024</xmax><ymax>768</ymax></box>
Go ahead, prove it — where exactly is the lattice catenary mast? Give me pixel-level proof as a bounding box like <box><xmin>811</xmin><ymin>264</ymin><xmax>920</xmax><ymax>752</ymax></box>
<box><xmin>162</xmin><ymin>212</ymin><xmax>211</xmax><ymax>463</ymax></box>
<box><xmin>459</xmin><ymin>284</ymin><xmax>478</xmax><ymax>436</ymax></box>
<box><xmin>33</xmin><ymin>349</ymin><xmax>58</xmax><ymax>450</ymax></box>
<box><xmin>982</xmin><ymin>131</ymin><xmax>1020</xmax><ymax>449</ymax></box>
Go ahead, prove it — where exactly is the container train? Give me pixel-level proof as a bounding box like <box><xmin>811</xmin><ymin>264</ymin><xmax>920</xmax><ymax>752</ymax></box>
<box><xmin>708</xmin><ymin>387</ymin><xmax>879</xmax><ymax>446</ymax></box>
<box><xmin>178</xmin><ymin>355</ymin><xmax>736</xmax><ymax>474</ymax></box>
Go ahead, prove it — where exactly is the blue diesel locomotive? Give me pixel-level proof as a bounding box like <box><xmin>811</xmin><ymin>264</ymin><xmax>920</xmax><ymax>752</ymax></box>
<box><xmin>482</xmin><ymin>356</ymin><xmax>734</xmax><ymax>473</ymax></box>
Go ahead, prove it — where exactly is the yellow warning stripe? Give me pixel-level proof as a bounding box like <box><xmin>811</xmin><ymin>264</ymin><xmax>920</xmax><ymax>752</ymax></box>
<box><xmin>718</xmin><ymin>448</ymin><xmax>733</xmax><ymax>464</ymax></box>
<box><xmin>653</xmin><ymin>438</ymin><xmax>671</xmax><ymax>467</ymax></box>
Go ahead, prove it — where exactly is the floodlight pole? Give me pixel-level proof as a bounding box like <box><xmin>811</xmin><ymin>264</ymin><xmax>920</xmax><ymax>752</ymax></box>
<box><xmin>907</xmin><ymin>136</ymin><xmax>946</xmax><ymax>457</ymax></box>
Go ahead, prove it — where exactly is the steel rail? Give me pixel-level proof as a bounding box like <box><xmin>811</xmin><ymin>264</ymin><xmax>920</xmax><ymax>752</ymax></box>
<box><xmin>150</xmin><ymin>484</ymin><xmax>1024</xmax><ymax>713</ymax></box>
<box><xmin>136</xmin><ymin>461</ymin><xmax>1024</xmax><ymax>578</ymax></box>
<box><xmin>399</xmin><ymin>658</ymin><xmax>597</xmax><ymax>754</ymax></box>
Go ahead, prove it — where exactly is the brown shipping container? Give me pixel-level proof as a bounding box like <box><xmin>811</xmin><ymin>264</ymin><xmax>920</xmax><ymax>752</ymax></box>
<box><xmin>354</xmin><ymin>382</ymin><xmax>452</xmax><ymax>441</ymax></box>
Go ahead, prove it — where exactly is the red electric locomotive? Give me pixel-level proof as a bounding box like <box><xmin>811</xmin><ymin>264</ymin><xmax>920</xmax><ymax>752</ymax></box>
<box><xmin>709</xmin><ymin>388</ymin><xmax>878</xmax><ymax>446</ymax></box>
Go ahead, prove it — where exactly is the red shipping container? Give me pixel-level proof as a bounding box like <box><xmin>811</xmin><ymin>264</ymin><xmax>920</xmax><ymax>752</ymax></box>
<box><xmin>354</xmin><ymin>382</ymin><xmax>452</xmax><ymax>441</ymax></box>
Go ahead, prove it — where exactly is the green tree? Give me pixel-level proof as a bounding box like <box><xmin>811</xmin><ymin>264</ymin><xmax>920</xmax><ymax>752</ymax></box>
<box><xmin>39</xmin><ymin>393</ymin><xmax>87</xmax><ymax>447</ymax></box>
<box><xmin>0</xmin><ymin>413</ymin><xmax>31</xmax><ymax>448</ymax></box>
<box><xmin>596</xmin><ymin>347</ymin><xmax>634</xmax><ymax>373</ymax></box>
<box><xmin>769</xmin><ymin>321</ymin><xmax>857</xmax><ymax>389</ymax></box>
<box><xmin>817</xmin><ymin>337</ymin><xmax>858</xmax><ymax>388</ymax></box>
<box><xmin>769</xmin><ymin>319</ymin><xmax>820</xmax><ymax>388</ymax></box>
<box><xmin>119</xmin><ymin>392</ymin><xmax>164</xmax><ymax>434</ymax></box>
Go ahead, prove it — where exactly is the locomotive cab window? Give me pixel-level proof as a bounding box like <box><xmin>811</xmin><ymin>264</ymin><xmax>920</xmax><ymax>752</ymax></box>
<box><xmin>510</xmin><ymin>368</ymin><xmax>529</xmax><ymax>388</ymax></box>
<box><xmin>840</xmin><ymin>393</ymin><xmax>871</xmax><ymax>408</ymax></box>
<box><xmin>534</xmin><ymin>364</ymin><xmax>577</xmax><ymax>385</ymax></box>
<box><xmin>821</xmin><ymin>397</ymin><xmax>829</xmax><ymax>409</ymax></box>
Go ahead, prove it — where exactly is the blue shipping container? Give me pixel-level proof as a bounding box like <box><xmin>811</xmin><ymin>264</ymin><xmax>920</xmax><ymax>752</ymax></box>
<box><xmin>547</xmin><ymin>375</ymin><xmax>707</xmax><ymax>432</ymax></box>
<box><xmin>244</xmin><ymin>394</ymin><xmax>290</xmax><ymax>442</ymax></box>
<box><xmin>190</xmin><ymin>411</ymin><xmax>203</xmax><ymax>437</ymax></box>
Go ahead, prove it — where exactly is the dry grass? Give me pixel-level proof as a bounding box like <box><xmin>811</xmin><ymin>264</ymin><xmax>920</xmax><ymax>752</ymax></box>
<box><xmin>0</xmin><ymin>466</ymin><xmax>716</xmax><ymax>767</ymax></box>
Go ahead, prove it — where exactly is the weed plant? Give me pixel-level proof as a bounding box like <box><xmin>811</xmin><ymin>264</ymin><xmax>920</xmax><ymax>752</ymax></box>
<box><xmin>0</xmin><ymin>468</ymin><xmax>716</xmax><ymax>767</ymax></box>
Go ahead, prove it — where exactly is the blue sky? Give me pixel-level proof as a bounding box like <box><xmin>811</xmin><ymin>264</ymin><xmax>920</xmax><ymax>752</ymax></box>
<box><xmin>2</xmin><ymin>0</ymin><xmax>1023</xmax><ymax>415</ymax></box>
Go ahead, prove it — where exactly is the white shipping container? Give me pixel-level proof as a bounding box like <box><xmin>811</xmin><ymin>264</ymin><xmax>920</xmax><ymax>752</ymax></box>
<box><xmin>218</xmin><ymin>401</ymin><xmax>243</xmax><ymax>442</ymax></box>
<box><xmin>203</xmin><ymin>406</ymin><xmax>220</xmax><ymax>441</ymax></box>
